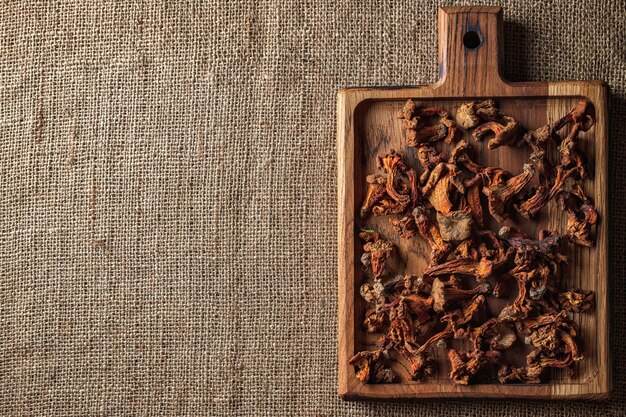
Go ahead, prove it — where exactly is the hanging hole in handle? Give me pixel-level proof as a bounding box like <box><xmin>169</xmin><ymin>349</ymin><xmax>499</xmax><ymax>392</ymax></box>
<box><xmin>463</xmin><ymin>31</ymin><xmax>482</xmax><ymax>49</ymax></box>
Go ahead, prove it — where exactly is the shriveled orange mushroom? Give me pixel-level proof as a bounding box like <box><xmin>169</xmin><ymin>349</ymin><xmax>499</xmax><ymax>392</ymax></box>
<box><xmin>441</xmin><ymin>294</ymin><xmax>486</xmax><ymax>332</ymax></box>
<box><xmin>448</xmin><ymin>349</ymin><xmax>502</xmax><ymax>385</ymax></box>
<box><xmin>397</xmin><ymin>99</ymin><xmax>458</xmax><ymax>146</ymax></box>
<box><xmin>523</xmin><ymin>124</ymin><xmax>554</xmax><ymax>186</ymax></box>
<box><xmin>557</xmin><ymin>184</ymin><xmax>598</xmax><ymax>247</ymax></box>
<box><xmin>482</xmin><ymin>164</ymin><xmax>535</xmax><ymax>222</ymax></box>
<box><xmin>417</xmin><ymin>145</ymin><xmax>446</xmax><ymax>185</ymax></box>
<box><xmin>348</xmin><ymin>349</ymin><xmax>397</xmax><ymax>383</ymax></box>
<box><xmin>359</xmin><ymin>230</ymin><xmax>394</xmax><ymax>280</ymax></box>
<box><xmin>557</xmin><ymin>289</ymin><xmax>594</xmax><ymax>313</ymax></box>
<box><xmin>473</xmin><ymin>115</ymin><xmax>520</xmax><ymax>149</ymax></box>
<box><xmin>553</xmin><ymin>100</ymin><xmax>595</xmax><ymax>178</ymax></box>
<box><xmin>424</xmin><ymin>258</ymin><xmax>495</xmax><ymax>282</ymax></box>
<box><xmin>422</xmin><ymin>162</ymin><xmax>464</xmax><ymax>215</ymax></box>
<box><xmin>430</xmin><ymin>278</ymin><xmax>491</xmax><ymax>313</ymax></box>
<box><xmin>360</xmin><ymin>151</ymin><xmax>419</xmax><ymax>218</ymax></box>
<box><xmin>413</xmin><ymin>206</ymin><xmax>452</xmax><ymax>265</ymax></box>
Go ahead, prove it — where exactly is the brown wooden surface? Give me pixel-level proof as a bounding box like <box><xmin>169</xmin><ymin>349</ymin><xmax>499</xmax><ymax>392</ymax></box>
<box><xmin>337</xmin><ymin>6</ymin><xmax>609</xmax><ymax>400</ymax></box>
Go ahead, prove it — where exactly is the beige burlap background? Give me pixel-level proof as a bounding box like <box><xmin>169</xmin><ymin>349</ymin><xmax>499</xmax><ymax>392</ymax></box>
<box><xmin>1</xmin><ymin>1</ymin><xmax>624</xmax><ymax>416</ymax></box>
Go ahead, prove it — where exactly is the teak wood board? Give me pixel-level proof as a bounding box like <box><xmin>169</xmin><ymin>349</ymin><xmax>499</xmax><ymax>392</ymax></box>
<box><xmin>337</xmin><ymin>6</ymin><xmax>609</xmax><ymax>400</ymax></box>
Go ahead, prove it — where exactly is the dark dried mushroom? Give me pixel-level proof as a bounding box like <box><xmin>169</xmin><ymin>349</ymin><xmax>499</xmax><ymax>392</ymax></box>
<box><xmin>402</xmin><ymin>294</ymin><xmax>434</xmax><ymax>324</ymax></box>
<box><xmin>489</xmin><ymin>323</ymin><xmax>517</xmax><ymax>350</ymax></box>
<box><xmin>557</xmin><ymin>289</ymin><xmax>594</xmax><ymax>313</ymax></box>
<box><xmin>441</xmin><ymin>294</ymin><xmax>486</xmax><ymax>332</ymax></box>
<box><xmin>363</xmin><ymin>307</ymin><xmax>387</xmax><ymax>333</ymax></box>
<box><xmin>499</xmin><ymin>227</ymin><xmax>561</xmax><ymax>265</ymax></box>
<box><xmin>523</xmin><ymin>124</ymin><xmax>553</xmax><ymax>186</ymax></box>
<box><xmin>449</xmin><ymin>139</ymin><xmax>484</xmax><ymax>174</ymax></box>
<box><xmin>395</xmin><ymin>346</ymin><xmax>435</xmax><ymax>381</ymax></box>
<box><xmin>398</xmin><ymin>274</ymin><xmax>432</xmax><ymax>296</ymax></box>
<box><xmin>372</xmin><ymin>367</ymin><xmax>398</xmax><ymax>383</ymax></box>
<box><xmin>553</xmin><ymin>100</ymin><xmax>595</xmax><ymax>179</ymax></box>
<box><xmin>557</xmin><ymin>184</ymin><xmax>598</xmax><ymax>247</ymax></box>
<box><xmin>448</xmin><ymin>349</ymin><xmax>501</xmax><ymax>385</ymax></box>
<box><xmin>515</xmin><ymin>165</ymin><xmax>576</xmax><ymax>219</ymax></box>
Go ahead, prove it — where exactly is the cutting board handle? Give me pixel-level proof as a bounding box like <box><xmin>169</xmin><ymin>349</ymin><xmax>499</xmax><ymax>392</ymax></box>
<box><xmin>436</xmin><ymin>6</ymin><xmax>507</xmax><ymax>95</ymax></box>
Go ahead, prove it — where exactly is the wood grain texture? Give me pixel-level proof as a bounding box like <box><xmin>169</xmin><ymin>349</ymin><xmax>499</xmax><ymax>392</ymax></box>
<box><xmin>337</xmin><ymin>6</ymin><xmax>609</xmax><ymax>400</ymax></box>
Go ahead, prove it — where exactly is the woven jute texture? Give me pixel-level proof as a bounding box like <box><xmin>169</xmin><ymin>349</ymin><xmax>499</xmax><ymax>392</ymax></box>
<box><xmin>1</xmin><ymin>1</ymin><xmax>624</xmax><ymax>416</ymax></box>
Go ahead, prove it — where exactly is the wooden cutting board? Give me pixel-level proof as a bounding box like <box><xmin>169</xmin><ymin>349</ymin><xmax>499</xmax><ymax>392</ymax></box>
<box><xmin>337</xmin><ymin>6</ymin><xmax>609</xmax><ymax>400</ymax></box>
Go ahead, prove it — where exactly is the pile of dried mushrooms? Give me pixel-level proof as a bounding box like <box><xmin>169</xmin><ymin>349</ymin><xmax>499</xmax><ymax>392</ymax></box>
<box><xmin>351</xmin><ymin>99</ymin><xmax>597</xmax><ymax>385</ymax></box>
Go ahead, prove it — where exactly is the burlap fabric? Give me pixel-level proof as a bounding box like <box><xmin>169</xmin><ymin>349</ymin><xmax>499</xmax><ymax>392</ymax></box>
<box><xmin>1</xmin><ymin>1</ymin><xmax>624</xmax><ymax>416</ymax></box>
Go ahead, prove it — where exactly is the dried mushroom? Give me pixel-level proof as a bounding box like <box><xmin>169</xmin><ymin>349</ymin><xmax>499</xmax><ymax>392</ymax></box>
<box><xmin>359</xmin><ymin>151</ymin><xmax>419</xmax><ymax>219</ymax></box>
<box><xmin>553</xmin><ymin>100</ymin><xmax>595</xmax><ymax>179</ymax></box>
<box><xmin>448</xmin><ymin>348</ymin><xmax>501</xmax><ymax>385</ymax></box>
<box><xmin>436</xmin><ymin>210</ymin><xmax>473</xmax><ymax>242</ymax></box>
<box><xmin>397</xmin><ymin>99</ymin><xmax>458</xmax><ymax>146</ymax></box>
<box><xmin>440</xmin><ymin>294</ymin><xmax>485</xmax><ymax>330</ymax></box>
<box><xmin>515</xmin><ymin>165</ymin><xmax>574</xmax><ymax>219</ymax></box>
<box><xmin>417</xmin><ymin>145</ymin><xmax>446</xmax><ymax>185</ymax></box>
<box><xmin>360</xmin><ymin>174</ymin><xmax>387</xmax><ymax>218</ymax></box>
<box><xmin>455</xmin><ymin>99</ymin><xmax>500</xmax><ymax>130</ymax></box>
<box><xmin>413</xmin><ymin>206</ymin><xmax>452</xmax><ymax>265</ymax></box>
<box><xmin>359</xmin><ymin>230</ymin><xmax>394</xmax><ymax>280</ymax></box>
<box><xmin>557</xmin><ymin>289</ymin><xmax>594</xmax><ymax>313</ymax></box>
<box><xmin>482</xmin><ymin>164</ymin><xmax>535</xmax><ymax>222</ymax></box>
<box><xmin>430</xmin><ymin>278</ymin><xmax>491</xmax><ymax>313</ymax></box>
<box><xmin>515</xmin><ymin>100</ymin><xmax>598</xmax><ymax>244</ymax></box>
<box><xmin>473</xmin><ymin>115</ymin><xmax>521</xmax><ymax>150</ymax></box>
<box><xmin>388</xmin><ymin>214</ymin><xmax>417</xmax><ymax>239</ymax></box>
<box><xmin>349</xmin><ymin>349</ymin><xmax>397</xmax><ymax>383</ymax></box>
<box><xmin>523</xmin><ymin>124</ymin><xmax>553</xmax><ymax>185</ymax></box>
<box><xmin>350</xmin><ymin>98</ymin><xmax>598</xmax><ymax>386</ymax></box>
<box><xmin>422</xmin><ymin>162</ymin><xmax>464</xmax><ymax>215</ymax></box>
<box><xmin>557</xmin><ymin>184</ymin><xmax>598</xmax><ymax>247</ymax></box>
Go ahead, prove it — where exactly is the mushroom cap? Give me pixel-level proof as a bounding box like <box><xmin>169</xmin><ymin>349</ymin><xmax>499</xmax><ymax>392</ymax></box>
<box><xmin>437</xmin><ymin>210</ymin><xmax>473</xmax><ymax>242</ymax></box>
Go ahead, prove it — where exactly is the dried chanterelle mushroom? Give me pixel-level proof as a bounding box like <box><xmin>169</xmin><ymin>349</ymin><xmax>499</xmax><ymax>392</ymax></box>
<box><xmin>455</xmin><ymin>99</ymin><xmax>500</xmax><ymax>129</ymax></box>
<box><xmin>473</xmin><ymin>115</ymin><xmax>521</xmax><ymax>150</ymax></box>
<box><xmin>359</xmin><ymin>229</ymin><xmax>394</xmax><ymax>280</ymax></box>
<box><xmin>397</xmin><ymin>99</ymin><xmax>458</xmax><ymax>145</ymax></box>
<box><xmin>350</xmin><ymin>99</ymin><xmax>598</xmax><ymax>385</ymax></box>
